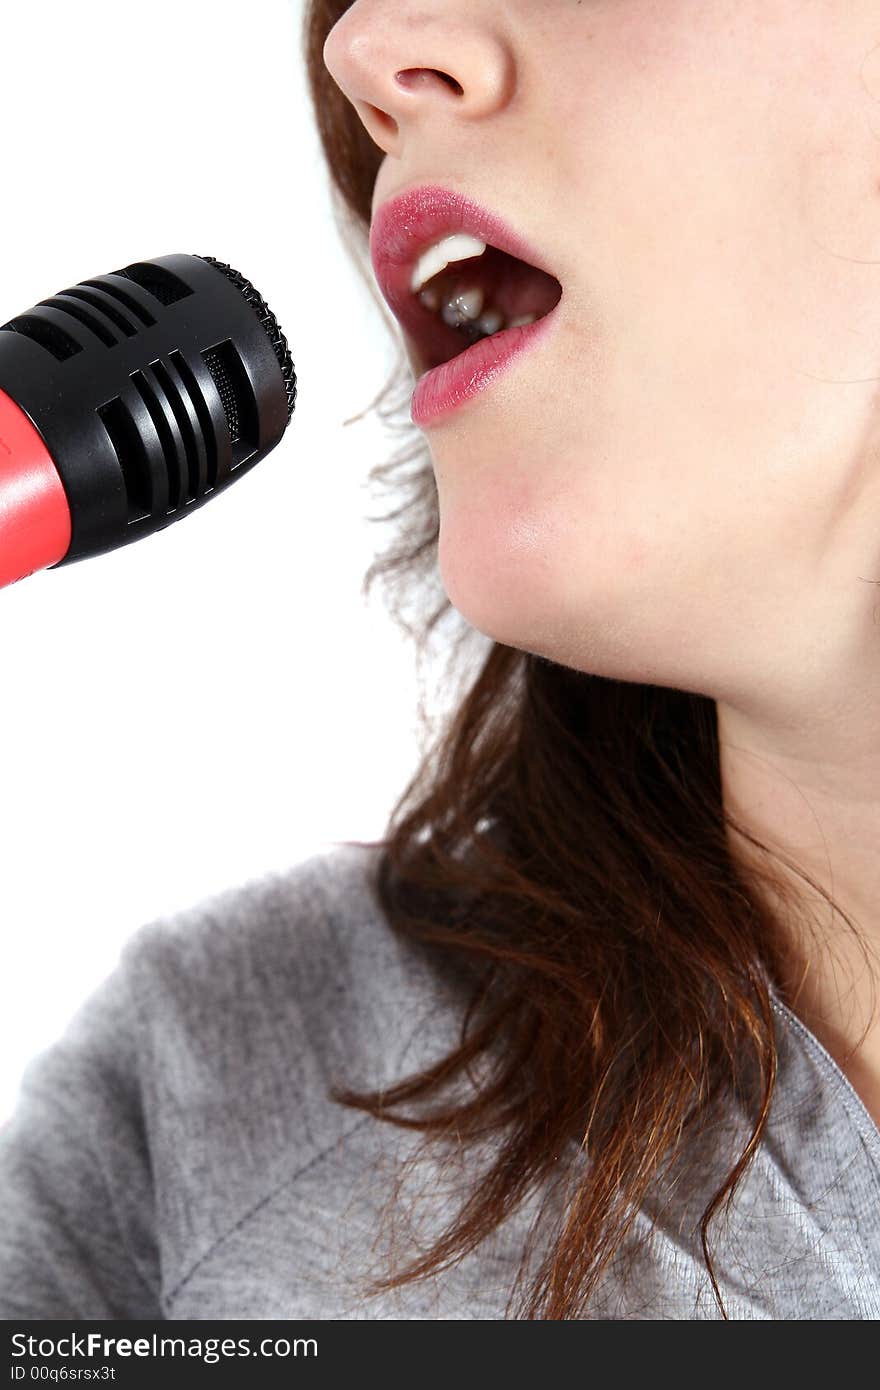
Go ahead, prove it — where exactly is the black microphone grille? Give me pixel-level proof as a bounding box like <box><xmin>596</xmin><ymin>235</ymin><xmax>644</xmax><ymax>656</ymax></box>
<box><xmin>196</xmin><ymin>254</ymin><xmax>297</xmax><ymax>422</ymax></box>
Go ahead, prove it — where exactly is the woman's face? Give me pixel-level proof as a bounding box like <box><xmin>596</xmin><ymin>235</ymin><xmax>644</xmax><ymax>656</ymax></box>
<box><xmin>323</xmin><ymin>1</ymin><xmax>880</xmax><ymax>727</ymax></box>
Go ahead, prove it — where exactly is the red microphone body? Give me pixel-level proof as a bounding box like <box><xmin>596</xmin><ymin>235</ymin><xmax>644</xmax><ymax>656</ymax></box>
<box><xmin>0</xmin><ymin>388</ymin><xmax>70</xmax><ymax>588</ymax></box>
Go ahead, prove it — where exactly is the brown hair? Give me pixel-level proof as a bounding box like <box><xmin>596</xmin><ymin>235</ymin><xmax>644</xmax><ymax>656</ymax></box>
<box><xmin>300</xmin><ymin>1</ymin><xmax>865</xmax><ymax>1319</ymax></box>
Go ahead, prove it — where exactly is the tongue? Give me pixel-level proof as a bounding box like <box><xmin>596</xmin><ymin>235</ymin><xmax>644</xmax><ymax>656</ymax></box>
<box><xmin>438</xmin><ymin>245</ymin><xmax>562</xmax><ymax>324</ymax></box>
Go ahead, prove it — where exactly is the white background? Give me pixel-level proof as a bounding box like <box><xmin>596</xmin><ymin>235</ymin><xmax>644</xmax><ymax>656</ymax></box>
<box><xmin>0</xmin><ymin>0</ymin><xmax>433</xmax><ymax>1121</ymax></box>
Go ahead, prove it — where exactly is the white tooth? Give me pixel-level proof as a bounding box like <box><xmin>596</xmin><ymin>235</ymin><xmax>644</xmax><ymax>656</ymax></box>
<box><xmin>476</xmin><ymin>308</ymin><xmax>504</xmax><ymax>335</ymax></box>
<box><xmin>440</xmin><ymin>285</ymin><xmax>484</xmax><ymax>327</ymax></box>
<box><xmin>441</xmin><ymin>299</ymin><xmax>463</xmax><ymax>328</ymax></box>
<box><xmin>410</xmin><ymin>233</ymin><xmax>487</xmax><ymax>293</ymax></box>
<box><xmin>508</xmin><ymin>313</ymin><xmax>538</xmax><ymax>327</ymax></box>
<box><xmin>419</xmin><ymin>286</ymin><xmax>440</xmax><ymax>311</ymax></box>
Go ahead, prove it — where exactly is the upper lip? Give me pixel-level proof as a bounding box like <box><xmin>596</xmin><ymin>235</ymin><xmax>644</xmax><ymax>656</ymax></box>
<box><xmin>369</xmin><ymin>183</ymin><xmax>559</xmax><ymax>350</ymax></box>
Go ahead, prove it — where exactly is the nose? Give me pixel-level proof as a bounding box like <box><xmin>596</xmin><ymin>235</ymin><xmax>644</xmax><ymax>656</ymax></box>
<box><xmin>322</xmin><ymin>1</ymin><xmax>514</xmax><ymax>160</ymax></box>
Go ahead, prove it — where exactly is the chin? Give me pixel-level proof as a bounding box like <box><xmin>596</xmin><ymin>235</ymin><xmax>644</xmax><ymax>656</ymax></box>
<box><xmin>437</xmin><ymin>506</ymin><xmax>556</xmax><ymax>652</ymax></box>
<box><xmin>438</xmin><ymin>503</ymin><xmax>682</xmax><ymax>685</ymax></box>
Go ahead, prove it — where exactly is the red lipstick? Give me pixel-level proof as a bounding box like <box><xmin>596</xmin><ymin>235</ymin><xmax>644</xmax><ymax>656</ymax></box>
<box><xmin>370</xmin><ymin>185</ymin><xmax>562</xmax><ymax>427</ymax></box>
<box><xmin>408</xmin><ymin>313</ymin><xmax>558</xmax><ymax>428</ymax></box>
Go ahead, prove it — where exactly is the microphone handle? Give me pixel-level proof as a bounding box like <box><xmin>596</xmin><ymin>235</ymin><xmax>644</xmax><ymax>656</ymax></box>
<box><xmin>0</xmin><ymin>386</ymin><xmax>71</xmax><ymax>589</ymax></box>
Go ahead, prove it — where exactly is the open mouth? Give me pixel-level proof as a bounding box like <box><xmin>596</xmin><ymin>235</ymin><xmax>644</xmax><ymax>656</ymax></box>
<box><xmin>408</xmin><ymin>244</ymin><xmax>563</xmax><ymax>372</ymax></box>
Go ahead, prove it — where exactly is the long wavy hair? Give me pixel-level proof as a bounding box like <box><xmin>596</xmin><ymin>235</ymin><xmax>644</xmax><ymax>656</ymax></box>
<box><xmin>300</xmin><ymin>0</ymin><xmax>867</xmax><ymax>1320</ymax></box>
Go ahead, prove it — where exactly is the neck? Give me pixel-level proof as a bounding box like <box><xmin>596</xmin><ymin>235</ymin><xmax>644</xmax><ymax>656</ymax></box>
<box><xmin>717</xmin><ymin>701</ymin><xmax>880</xmax><ymax>1132</ymax></box>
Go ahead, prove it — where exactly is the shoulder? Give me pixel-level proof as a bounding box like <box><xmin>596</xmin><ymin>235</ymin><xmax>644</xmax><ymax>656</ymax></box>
<box><xmin>119</xmin><ymin>841</ymin><xmax>478</xmax><ymax>1287</ymax></box>
<box><xmin>0</xmin><ymin>841</ymin><xmax>475</xmax><ymax>1316</ymax></box>
<box><xmin>121</xmin><ymin>841</ymin><xmax>469</xmax><ymax>1097</ymax></box>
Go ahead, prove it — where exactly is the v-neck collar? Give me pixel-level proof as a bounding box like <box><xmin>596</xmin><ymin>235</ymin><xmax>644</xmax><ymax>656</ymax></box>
<box><xmin>769</xmin><ymin>987</ymin><xmax>880</xmax><ymax>1163</ymax></box>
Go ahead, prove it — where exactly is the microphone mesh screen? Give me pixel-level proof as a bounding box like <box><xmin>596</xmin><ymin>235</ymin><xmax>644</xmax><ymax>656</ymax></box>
<box><xmin>202</xmin><ymin>347</ymin><xmax>240</xmax><ymax>444</ymax></box>
<box><xmin>197</xmin><ymin>255</ymin><xmax>297</xmax><ymax>422</ymax></box>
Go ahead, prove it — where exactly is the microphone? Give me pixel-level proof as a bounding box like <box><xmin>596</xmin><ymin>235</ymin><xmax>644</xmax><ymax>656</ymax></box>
<box><xmin>0</xmin><ymin>253</ymin><xmax>296</xmax><ymax>590</ymax></box>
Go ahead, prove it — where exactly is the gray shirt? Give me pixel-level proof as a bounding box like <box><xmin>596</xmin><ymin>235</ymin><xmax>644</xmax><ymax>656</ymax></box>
<box><xmin>1</xmin><ymin>843</ymin><xmax>878</xmax><ymax>1319</ymax></box>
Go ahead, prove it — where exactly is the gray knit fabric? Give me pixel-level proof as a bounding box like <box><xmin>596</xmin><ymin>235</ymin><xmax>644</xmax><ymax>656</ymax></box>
<box><xmin>1</xmin><ymin>842</ymin><xmax>878</xmax><ymax>1320</ymax></box>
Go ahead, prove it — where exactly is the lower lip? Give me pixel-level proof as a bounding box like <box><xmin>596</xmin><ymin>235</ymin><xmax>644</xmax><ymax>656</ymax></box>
<box><xmin>410</xmin><ymin>307</ymin><xmax>560</xmax><ymax>428</ymax></box>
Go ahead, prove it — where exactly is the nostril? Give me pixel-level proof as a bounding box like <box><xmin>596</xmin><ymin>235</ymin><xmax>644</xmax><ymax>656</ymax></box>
<box><xmin>394</xmin><ymin>68</ymin><xmax>464</xmax><ymax>96</ymax></box>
